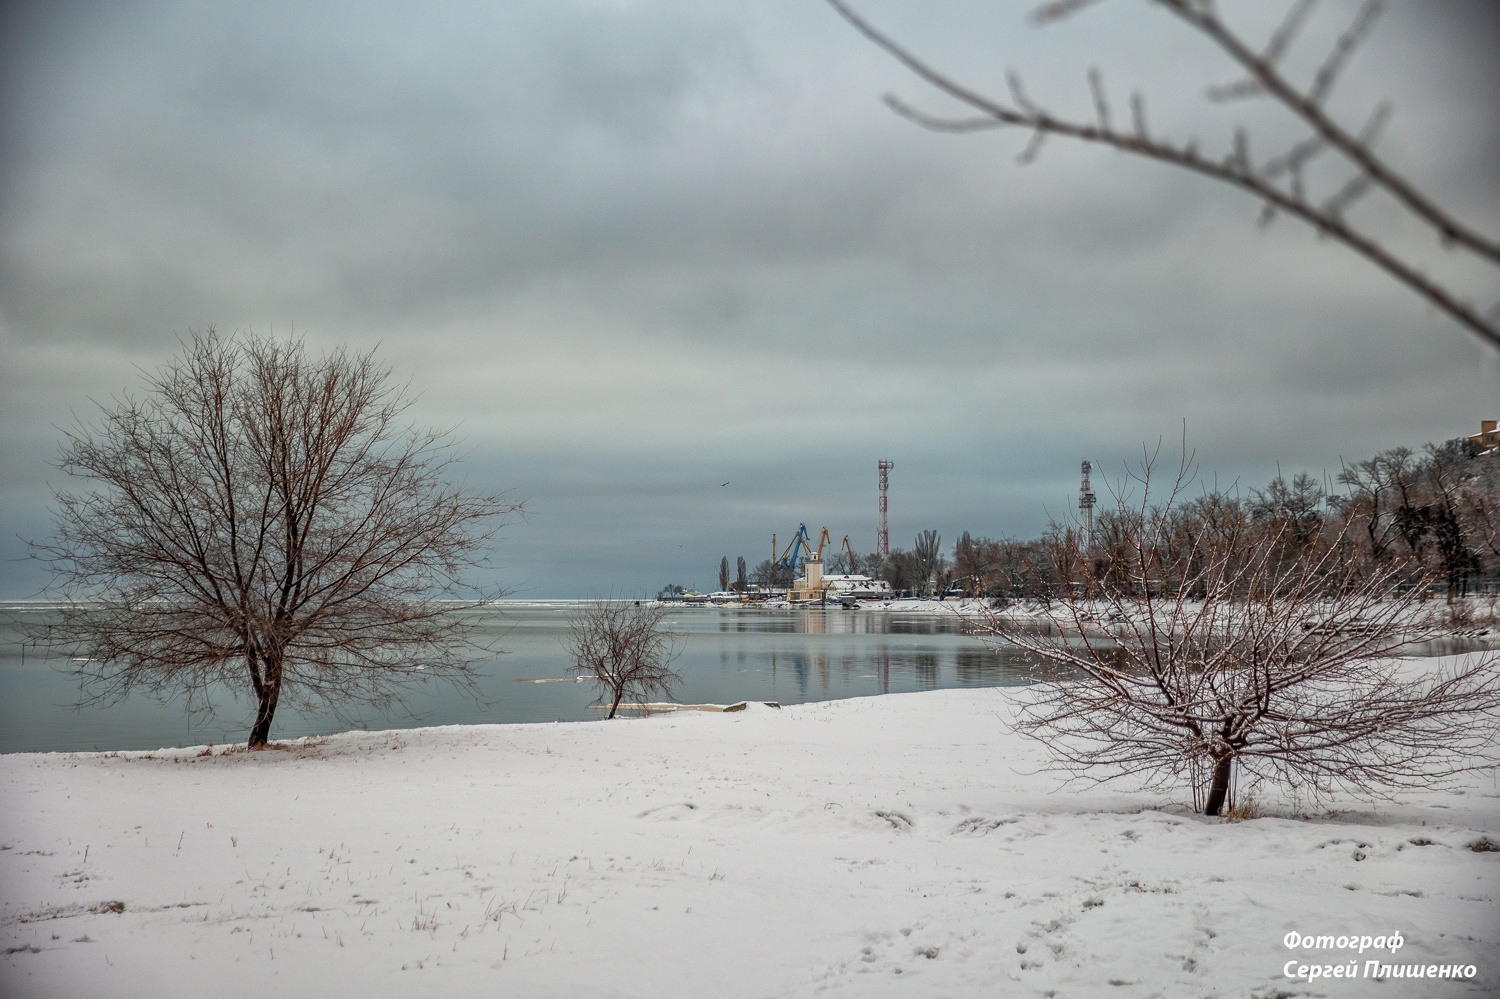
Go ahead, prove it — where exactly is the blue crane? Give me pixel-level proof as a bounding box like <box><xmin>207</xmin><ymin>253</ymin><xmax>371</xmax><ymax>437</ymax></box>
<box><xmin>776</xmin><ymin>523</ymin><xmax>815</xmax><ymax>575</ymax></box>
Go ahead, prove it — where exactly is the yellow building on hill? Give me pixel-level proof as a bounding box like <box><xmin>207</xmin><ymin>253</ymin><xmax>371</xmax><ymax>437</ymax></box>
<box><xmin>1470</xmin><ymin>420</ymin><xmax>1499</xmax><ymax>451</ymax></box>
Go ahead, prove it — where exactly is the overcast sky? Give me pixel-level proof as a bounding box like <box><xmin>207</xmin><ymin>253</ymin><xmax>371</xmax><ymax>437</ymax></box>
<box><xmin>1</xmin><ymin>0</ymin><xmax>1496</xmax><ymax>598</ymax></box>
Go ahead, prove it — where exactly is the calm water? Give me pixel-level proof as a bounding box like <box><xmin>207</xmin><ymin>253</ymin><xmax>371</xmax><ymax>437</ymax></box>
<box><xmin>0</xmin><ymin>601</ymin><xmax>1038</xmax><ymax>754</ymax></box>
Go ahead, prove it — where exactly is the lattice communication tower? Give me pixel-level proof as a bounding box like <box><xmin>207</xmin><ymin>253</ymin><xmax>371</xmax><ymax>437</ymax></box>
<box><xmin>877</xmin><ymin>459</ymin><xmax>894</xmax><ymax>555</ymax></box>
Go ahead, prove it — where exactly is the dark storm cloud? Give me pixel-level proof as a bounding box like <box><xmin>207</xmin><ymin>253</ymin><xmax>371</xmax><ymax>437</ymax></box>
<box><xmin>1</xmin><ymin>1</ymin><xmax>1496</xmax><ymax>597</ymax></box>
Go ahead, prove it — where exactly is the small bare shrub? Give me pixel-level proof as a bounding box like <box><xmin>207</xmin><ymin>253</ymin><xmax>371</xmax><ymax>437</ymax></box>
<box><xmin>566</xmin><ymin>602</ymin><xmax>682</xmax><ymax>719</ymax></box>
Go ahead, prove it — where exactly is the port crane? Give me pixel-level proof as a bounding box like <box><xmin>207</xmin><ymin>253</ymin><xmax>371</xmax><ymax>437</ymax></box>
<box><xmin>840</xmin><ymin>535</ymin><xmax>859</xmax><ymax>574</ymax></box>
<box><xmin>775</xmin><ymin>525</ymin><xmax>833</xmax><ymax>575</ymax></box>
<box><xmin>775</xmin><ymin>524</ymin><xmax>811</xmax><ymax>575</ymax></box>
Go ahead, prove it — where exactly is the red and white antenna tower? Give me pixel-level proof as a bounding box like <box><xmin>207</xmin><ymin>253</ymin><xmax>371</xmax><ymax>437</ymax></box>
<box><xmin>877</xmin><ymin>459</ymin><xmax>894</xmax><ymax>555</ymax></box>
<box><xmin>1079</xmin><ymin>459</ymin><xmax>1097</xmax><ymax>546</ymax></box>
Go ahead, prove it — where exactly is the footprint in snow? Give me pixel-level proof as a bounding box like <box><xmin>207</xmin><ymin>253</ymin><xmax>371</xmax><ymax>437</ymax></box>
<box><xmin>951</xmin><ymin>816</ymin><xmax>1016</xmax><ymax>836</ymax></box>
<box><xmin>849</xmin><ymin>926</ymin><xmax>941</xmax><ymax>976</ymax></box>
<box><xmin>636</xmin><ymin>802</ymin><xmax>698</xmax><ymax>820</ymax></box>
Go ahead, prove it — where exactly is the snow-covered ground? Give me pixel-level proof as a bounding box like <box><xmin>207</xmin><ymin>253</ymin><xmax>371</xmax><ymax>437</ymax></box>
<box><xmin>2</xmin><ymin>679</ymin><xmax>1496</xmax><ymax>997</ymax></box>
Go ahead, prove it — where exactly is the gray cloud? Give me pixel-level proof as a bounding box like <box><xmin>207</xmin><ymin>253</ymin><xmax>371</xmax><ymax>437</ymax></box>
<box><xmin>2</xmin><ymin>0</ymin><xmax>1496</xmax><ymax>597</ymax></box>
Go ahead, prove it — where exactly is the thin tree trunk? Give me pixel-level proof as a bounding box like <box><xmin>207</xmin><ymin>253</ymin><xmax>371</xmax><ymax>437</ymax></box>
<box><xmin>248</xmin><ymin>655</ymin><xmax>282</xmax><ymax>748</ymax></box>
<box><xmin>607</xmin><ymin>685</ymin><xmax>623</xmax><ymax>720</ymax></box>
<box><xmin>1203</xmin><ymin>753</ymin><xmax>1234</xmax><ymax>816</ymax></box>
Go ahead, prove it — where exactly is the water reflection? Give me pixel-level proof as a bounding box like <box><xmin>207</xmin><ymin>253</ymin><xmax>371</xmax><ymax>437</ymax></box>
<box><xmin>711</xmin><ymin>608</ymin><xmax>952</xmax><ymax>636</ymax></box>
<box><xmin>0</xmin><ymin>603</ymin><xmax>1035</xmax><ymax>752</ymax></box>
<box><xmin>21</xmin><ymin>601</ymin><xmax>1485</xmax><ymax>753</ymax></box>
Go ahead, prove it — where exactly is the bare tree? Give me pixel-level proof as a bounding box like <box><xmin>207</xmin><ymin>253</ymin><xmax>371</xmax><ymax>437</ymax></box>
<box><xmin>828</xmin><ymin>0</ymin><xmax>1500</xmax><ymax>350</ymax></box>
<box><xmin>953</xmin><ymin>531</ymin><xmax>1037</xmax><ymax>600</ymax></box>
<box><xmin>751</xmin><ymin>558</ymin><xmax>793</xmax><ymax>589</ymax></box>
<box><xmin>952</xmin><ymin>531</ymin><xmax>988</xmax><ymax>596</ymax></box>
<box><xmin>1452</xmin><ymin>451</ymin><xmax>1500</xmax><ymax>578</ymax></box>
<box><xmin>735</xmin><ymin>555</ymin><xmax>748</xmax><ymax>592</ymax></box>
<box><xmin>975</xmin><ymin>448</ymin><xmax>1500</xmax><ymax>815</ymax></box>
<box><xmin>869</xmin><ymin>546</ymin><xmax>920</xmax><ymax>595</ymax></box>
<box><xmin>1418</xmin><ymin>441</ymin><xmax>1481</xmax><ymax>600</ymax></box>
<box><xmin>1335</xmin><ymin>447</ymin><xmax>1417</xmax><ymax>563</ymax></box>
<box><xmin>31</xmin><ymin>329</ymin><xmax>514</xmax><ymax>748</ymax></box>
<box><xmin>913</xmin><ymin>529</ymin><xmax>943</xmax><ymax>596</ymax></box>
<box><xmin>566</xmin><ymin>601</ymin><xmax>683</xmax><ymax>719</ymax></box>
<box><xmin>1334</xmin><ymin>441</ymin><xmax>1500</xmax><ymax>597</ymax></box>
<box><xmin>719</xmin><ymin>556</ymin><xmax>731</xmax><ymax>592</ymax></box>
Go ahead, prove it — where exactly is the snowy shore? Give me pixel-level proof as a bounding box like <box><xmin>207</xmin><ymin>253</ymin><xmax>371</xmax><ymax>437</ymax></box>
<box><xmin>3</xmin><ymin>681</ymin><xmax>1497</xmax><ymax>998</ymax></box>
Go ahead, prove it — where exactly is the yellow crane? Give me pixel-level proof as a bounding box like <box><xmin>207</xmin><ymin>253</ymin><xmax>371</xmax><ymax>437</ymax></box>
<box><xmin>841</xmin><ymin>535</ymin><xmax>859</xmax><ymax>574</ymax></box>
<box><xmin>776</xmin><ymin>525</ymin><xmax>833</xmax><ymax>572</ymax></box>
<box><xmin>785</xmin><ymin>526</ymin><xmax>834</xmax><ymax>603</ymax></box>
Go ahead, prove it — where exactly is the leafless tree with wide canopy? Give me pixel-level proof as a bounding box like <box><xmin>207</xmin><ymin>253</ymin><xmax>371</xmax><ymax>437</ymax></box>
<box><xmin>974</xmin><ymin>446</ymin><xmax>1500</xmax><ymax>815</ymax></box>
<box><xmin>32</xmin><ymin>329</ymin><xmax>515</xmax><ymax>747</ymax></box>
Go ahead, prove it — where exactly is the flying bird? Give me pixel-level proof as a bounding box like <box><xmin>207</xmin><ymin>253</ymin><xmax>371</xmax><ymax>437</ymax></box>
<box><xmin>721</xmin><ymin>481</ymin><xmax>730</xmax><ymax>487</ymax></box>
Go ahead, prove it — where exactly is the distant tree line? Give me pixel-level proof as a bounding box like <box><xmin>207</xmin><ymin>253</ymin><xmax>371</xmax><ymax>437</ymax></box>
<box><xmin>933</xmin><ymin>438</ymin><xmax>1500</xmax><ymax>602</ymax></box>
<box><xmin>858</xmin><ymin>437</ymin><xmax>1499</xmax><ymax>601</ymax></box>
<box><xmin>687</xmin><ymin>437</ymin><xmax>1498</xmax><ymax>602</ymax></box>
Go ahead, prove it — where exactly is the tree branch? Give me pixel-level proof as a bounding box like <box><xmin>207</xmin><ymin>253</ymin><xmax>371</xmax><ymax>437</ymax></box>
<box><xmin>827</xmin><ymin>0</ymin><xmax>1500</xmax><ymax>350</ymax></box>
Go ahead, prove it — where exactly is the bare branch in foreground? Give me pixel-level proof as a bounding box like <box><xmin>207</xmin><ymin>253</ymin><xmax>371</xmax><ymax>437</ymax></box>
<box><xmin>826</xmin><ymin>0</ymin><xmax>1500</xmax><ymax>350</ymax></box>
